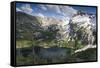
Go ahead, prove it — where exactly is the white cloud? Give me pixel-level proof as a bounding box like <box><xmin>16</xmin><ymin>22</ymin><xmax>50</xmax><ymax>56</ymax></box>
<box><xmin>46</xmin><ymin>5</ymin><xmax>61</xmax><ymax>14</ymax></box>
<box><xmin>16</xmin><ymin>8</ymin><xmax>22</xmax><ymax>12</ymax></box>
<box><xmin>20</xmin><ymin>4</ymin><xmax>33</xmax><ymax>15</ymax></box>
<box><xmin>64</xmin><ymin>6</ymin><xmax>77</xmax><ymax>14</ymax></box>
<box><xmin>38</xmin><ymin>4</ymin><xmax>62</xmax><ymax>14</ymax></box>
<box><xmin>58</xmin><ymin>6</ymin><xmax>77</xmax><ymax>17</ymax></box>
<box><xmin>39</xmin><ymin>5</ymin><xmax>47</xmax><ymax>11</ymax></box>
<box><xmin>37</xmin><ymin>13</ymin><xmax>45</xmax><ymax>18</ymax></box>
<box><xmin>38</xmin><ymin>4</ymin><xmax>77</xmax><ymax>18</ymax></box>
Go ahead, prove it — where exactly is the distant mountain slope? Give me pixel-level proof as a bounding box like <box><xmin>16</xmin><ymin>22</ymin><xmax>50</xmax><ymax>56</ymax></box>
<box><xmin>16</xmin><ymin>12</ymin><xmax>42</xmax><ymax>40</ymax></box>
<box><xmin>16</xmin><ymin>12</ymin><xmax>67</xmax><ymax>40</ymax></box>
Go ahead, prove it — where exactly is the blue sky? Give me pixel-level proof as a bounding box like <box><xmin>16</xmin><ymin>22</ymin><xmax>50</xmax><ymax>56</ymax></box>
<box><xmin>16</xmin><ymin>3</ymin><xmax>97</xmax><ymax>19</ymax></box>
<box><xmin>71</xmin><ymin>6</ymin><xmax>96</xmax><ymax>14</ymax></box>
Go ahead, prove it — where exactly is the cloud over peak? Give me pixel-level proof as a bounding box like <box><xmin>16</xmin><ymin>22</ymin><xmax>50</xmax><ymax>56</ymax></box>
<box><xmin>17</xmin><ymin>4</ymin><xmax>33</xmax><ymax>15</ymax></box>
